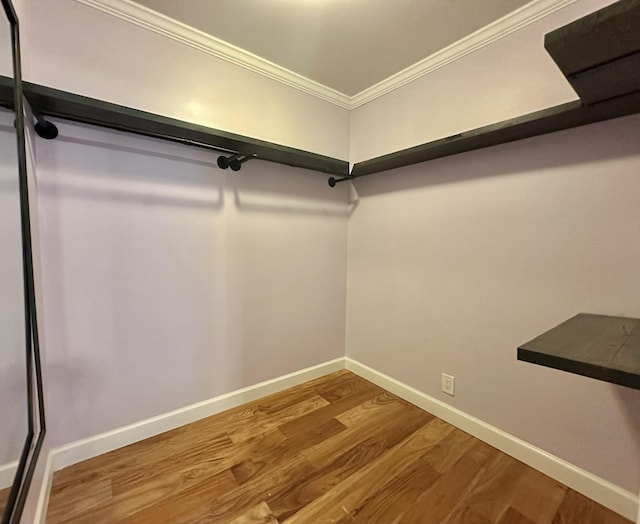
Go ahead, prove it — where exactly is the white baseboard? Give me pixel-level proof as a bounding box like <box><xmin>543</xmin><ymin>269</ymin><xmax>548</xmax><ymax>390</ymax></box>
<box><xmin>45</xmin><ymin>355</ymin><xmax>638</xmax><ymax>522</ymax></box>
<box><xmin>51</xmin><ymin>357</ymin><xmax>344</xmax><ymax>471</ymax></box>
<box><xmin>345</xmin><ymin>357</ymin><xmax>639</xmax><ymax>522</ymax></box>
<box><xmin>32</xmin><ymin>451</ymin><xmax>54</xmax><ymax>524</ymax></box>
<box><xmin>0</xmin><ymin>460</ymin><xmax>17</xmax><ymax>490</ymax></box>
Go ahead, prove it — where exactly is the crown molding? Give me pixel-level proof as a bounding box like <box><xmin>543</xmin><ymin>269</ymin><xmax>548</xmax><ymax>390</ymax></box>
<box><xmin>73</xmin><ymin>0</ymin><xmax>577</xmax><ymax>111</ymax></box>
<box><xmin>72</xmin><ymin>0</ymin><xmax>352</xmax><ymax>109</ymax></box>
<box><xmin>350</xmin><ymin>0</ymin><xmax>579</xmax><ymax>108</ymax></box>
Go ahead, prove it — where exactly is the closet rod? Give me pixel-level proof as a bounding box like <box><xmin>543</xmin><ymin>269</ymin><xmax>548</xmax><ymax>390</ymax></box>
<box><xmin>24</xmin><ymin>102</ymin><xmax>241</xmax><ymax>157</ymax></box>
<box><xmin>70</xmin><ymin>125</ymin><xmax>241</xmax><ymax>157</ymax></box>
<box><xmin>2</xmin><ymin>93</ymin><xmax>249</xmax><ymax>165</ymax></box>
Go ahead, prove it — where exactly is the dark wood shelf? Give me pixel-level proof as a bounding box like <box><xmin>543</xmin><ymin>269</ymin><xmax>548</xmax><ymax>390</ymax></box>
<box><xmin>544</xmin><ymin>0</ymin><xmax>640</xmax><ymax>105</ymax></box>
<box><xmin>348</xmin><ymin>0</ymin><xmax>640</xmax><ymax>180</ymax></box>
<box><xmin>350</xmin><ymin>92</ymin><xmax>640</xmax><ymax>178</ymax></box>
<box><xmin>518</xmin><ymin>313</ymin><xmax>640</xmax><ymax>390</ymax></box>
<box><xmin>0</xmin><ymin>76</ymin><xmax>349</xmax><ymax>177</ymax></box>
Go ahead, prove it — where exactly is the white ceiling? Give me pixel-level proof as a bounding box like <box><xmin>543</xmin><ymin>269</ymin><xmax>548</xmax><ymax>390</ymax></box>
<box><xmin>132</xmin><ymin>0</ymin><xmax>532</xmax><ymax>97</ymax></box>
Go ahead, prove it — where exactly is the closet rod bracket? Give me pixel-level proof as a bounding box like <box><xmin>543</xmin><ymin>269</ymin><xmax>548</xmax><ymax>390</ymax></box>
<box><xmin>33</xmin><ymin>112</ymin><xmax>58</xmax><ymax>140</ymax></box>
<box><xmin>217</xmin><ymin>153</ymin><xmax>256</xmax><ymax>171</ymax></box>
<box><xmin>328</xmin><ymin>174</ymin><xmax>354</xmax><ymax>187</ymax></box>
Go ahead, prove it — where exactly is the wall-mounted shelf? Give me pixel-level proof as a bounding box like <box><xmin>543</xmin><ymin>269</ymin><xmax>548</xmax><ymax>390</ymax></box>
<box><xmin>0</xmin><ymin>76</ymin><xmax>349</xmax><ymax>177</ymax></box>
<box><xmin>518</xmin><ymin>314</ymin><xmax>640</xmax><ymax>390</ymax></box>
<box><xmin>328</xmin><ymin>0</ymin><xmax>640</xmax><ymax>185</ymax></box>
<box><xmin>347</xmin><ymin>92</ymin><xmax>640</xmax><ymax>178</ymax></box>
<box><xmin>544</xmin><ymin>0</ymin><xmax>640</xmax><ymax>106</ymax></box>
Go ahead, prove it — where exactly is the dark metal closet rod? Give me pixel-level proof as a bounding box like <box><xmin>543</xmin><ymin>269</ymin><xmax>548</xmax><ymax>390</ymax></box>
<box><xmin>20</xmin><ymin>96</ymin><xmax>250</xmax><ymax>164</ymax></box>
<box><xmin>79</xmin><ymin>125</ymin><xmax>240</xmax><ymax>155</ymax></box>
<box><xmin>94</xmin><ymin>129</ymin><xmax>260</xmax><ymax>171</ymax></box>
<box><xmin>1</xmin><ymin>96</ymin><xmax>253</xmax><ymax>169</ymax></box>
<box><xmin>30</xmin><ymin>115</ymin><xmax>260</xmax><ymax>171</ymax></box>
<box><xmin>0</xmin><ymin>92</ymin><xmax>221</xmax><ymax>153</ymax></box>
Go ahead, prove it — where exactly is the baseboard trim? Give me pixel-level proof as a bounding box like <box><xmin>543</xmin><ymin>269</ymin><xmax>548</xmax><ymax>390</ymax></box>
<box><xmin>0</xmin><ymin>460</ymin><xmax>17</xmax><ymax>490</ymax></box>
<box><xmin>46</xmin><ymin>355</ymin><xmax>638</xmax><ymax>521</ymax></box>
<box><xmin>345</xmin><ymin>357</ymin><xmax>639</xmax><ymax>522</ymax></box>
<box><xmin>33</xmin><ymin>451</ymin><xmax>54</xmax><ymax>524</ymax></box>
<box><xmin>51</xmin><ymin>357</ymin><xmax>344</xmax><ymax>471</ymax></box>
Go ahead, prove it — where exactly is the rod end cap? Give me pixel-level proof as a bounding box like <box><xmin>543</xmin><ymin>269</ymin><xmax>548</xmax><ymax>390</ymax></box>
<box><xmin>35</xmin><ymin>120</ymin><xmax>58</xmax><ymax>140</ymax></box>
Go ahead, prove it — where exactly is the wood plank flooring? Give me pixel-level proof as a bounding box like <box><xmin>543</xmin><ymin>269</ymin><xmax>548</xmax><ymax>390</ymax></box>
<box><xmin>0</xmin><ymin>486</ymin><xmax>8</xmax><ymax>518</ymax></box>
<box><xmin>45</xmin><ymin>371</ymin><xmax>632</xmax><ymax>523</ymax></box>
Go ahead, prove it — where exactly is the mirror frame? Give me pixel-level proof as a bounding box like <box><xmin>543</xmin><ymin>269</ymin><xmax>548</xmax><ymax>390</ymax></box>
<box><xmin>1</xmin><ymin>1</ymin><xmax>46</xmax><ymax>523</ymax></box>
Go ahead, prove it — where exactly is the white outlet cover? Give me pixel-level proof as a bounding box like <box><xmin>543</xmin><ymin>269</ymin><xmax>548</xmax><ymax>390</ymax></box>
<box><xmin>441</xmin><ymin>373</ymin><xmax>455</xmax><ymax>396</ymax></box>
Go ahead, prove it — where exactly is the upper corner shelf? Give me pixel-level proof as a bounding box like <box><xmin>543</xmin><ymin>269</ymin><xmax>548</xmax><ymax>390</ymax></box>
<box><xmin>342</xmin><ymin>0</ymin><xmax>640</xmax><ymax>183</ymax></box>
<box><xmin>518</xmin><ymin>313</ymin><xmax>640</xmax><ymax>390</ymax></box>
<box><xmin>0</xmin><ymin>76</ymin><xmax>349</xmax><ymax>178</ymax></box>
<box><xmin>544</xmin><ymin>0</ymin><xmax>640</xmax><ymax>106</ymax></box>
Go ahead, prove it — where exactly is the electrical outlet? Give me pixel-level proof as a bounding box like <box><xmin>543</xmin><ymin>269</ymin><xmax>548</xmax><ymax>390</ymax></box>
<box><xmin>441</xmin><ymin>373</ymin><xmax>455</xmax><ymax>396</ymax></box>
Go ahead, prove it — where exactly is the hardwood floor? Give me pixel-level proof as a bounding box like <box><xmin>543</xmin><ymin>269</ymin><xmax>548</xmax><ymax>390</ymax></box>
<box><xmin>46</xmin><ymin>371</ymin><xmax>632</xmax><ymax>523</ymax></box>
<box><xmin>0</xmin><ymin>486</ymin><xmax>8</xmax><ymax>518</ymax></box>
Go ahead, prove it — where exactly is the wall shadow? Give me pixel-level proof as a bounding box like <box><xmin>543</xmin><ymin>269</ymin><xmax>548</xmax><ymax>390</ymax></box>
<box><xmin>36</xmin><ymin>122</ymin><xmax>227</xmax><ymax>210</ymax></box>
<box><xmin>230</xmin><ymin>159</ymin><xmax>352</xmax><ymax>217</ymax></box>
